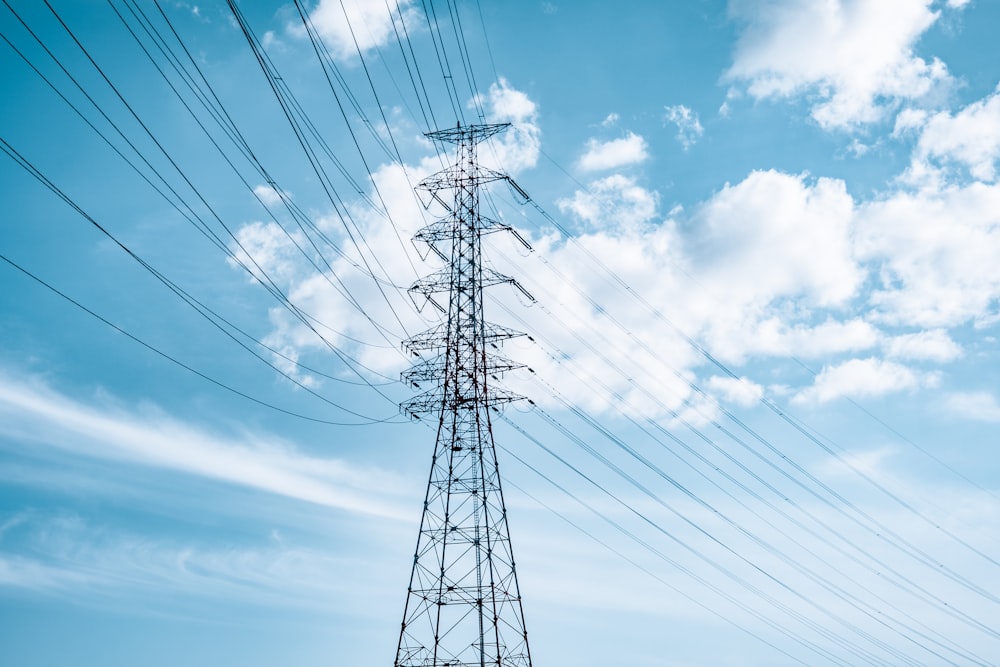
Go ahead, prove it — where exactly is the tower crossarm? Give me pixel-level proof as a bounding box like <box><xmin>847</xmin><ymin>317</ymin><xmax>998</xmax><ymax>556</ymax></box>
<box><xmin>400</xmin><ymin>386</ymin><xmax>526</xmax><ymax>419</ymax></box>
<box><xmin>401</xmin><ymin>354</ymin><xmax>526</xmax><ymax>386</ymax></box>
<box><xmin>409</xmin><ymin>267</ymin><xmax>524</xmax><ymax>298</ymax></box>
<box><xmin>414</xmin><ymin>216</ymin><xmax>531</xmax><ymax>260</ymax></box>
<box><xmin>416</xmin><ymin>165</ymin><xmax>509</xmax><ymax>203</ymax></box>
<box><xmin>402</xmin><ymin>322</ymin><xmax>527</xmax><ymax>355</ymax></box>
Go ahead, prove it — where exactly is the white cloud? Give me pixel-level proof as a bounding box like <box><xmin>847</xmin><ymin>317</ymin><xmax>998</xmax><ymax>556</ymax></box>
<box><xmin>0</xmin><ymin>513</ymin><xmax>393</xmax><ymax>611</ymax></box>
<box><xmin>238</xmin><ymin>132</ymin><xmax>996</xmax><ymax>426</ymax></box>
<box><xmin>663</xmin><ymin>104</ymin><xmax>704</xmax><ymax>150</ymax></box>
<box><xmin>601</xmin><ymin>112</ymin><xmax>619</xmax><ymax>128</ymax></box>
<box><xmin>556</xmin><ymin>174</ymin><xmax>658</xmax><ymax>230</ymax></box>
<box><xmin>793</xmin><ymin>358</ymin><xmax>937</xmax><ymax>404</ymax></box>
<box><xmin>253</xmin><ymin>183</ymin><xmax>285</xmax><ymax>206</ymax></box>
<box><xmin>480</xmin><ymin>77</ymin><xmax>542</xmax><ymax>174</ymax></box>
<box><xmin>893</xmin><ymin>107</ymin><xmax>929</xmax><ymax>136</ymax></box>
<box><xmin>230</xmin><ymin>64</ymin><xmax>992</xmax><ymax>429</ymax></box>
<box><xmin>706</xmin><ymin>375</ymin><xmax>763</xmax><ymax>406</ymax></box>
<box><xmin>912</xmin><ymin>85</ymin><xmax>1000</xmax><ymax>182</ymax></box>
<box><xmin>261</xmin><ymin>30</ymin><xmax>280</xmax><ymax>51</ymax></box>
<box><xmin>227</xmin><ymin>220</ymin><xmax>307</xmax><ymax>286</ymax></box>
<box><xmin>732</xmin><ymin>317</ymin><xmax>880</xmax><ymax>361</ymax></box>
<box><xmin>855</xmin><ymin>181</ymin><xmax>1000</xmax><ymax>327</ymax></box>
<box><xmin>689</xmin><ymin>171</ymin><xmax>863</xmax><ymax>356</ymax></box>
<box><xmin>883</xmin><ymin>329</ymin><xmax>962</xmax><ymax>362</ymax></box>
<box><xmin>0</xmin><ymin>372</ymin><xmax>409</xmax><ymax>519</ymax></box>
<box><xmin>234</xmin><ymin>79</ymin><xmax>543</xmax><ymax>394</ymax></box>
<box><xmin>725</xmin><ymin>0</ymin><xmax>953</xmax><ymax>128</ymax></box>
<box><xmin>300</xmin><ymin>0</ymin><xmax>419</xmax><ymax>62</ymax></box>
<box><xmin>943</xmin><ymin>391</ymin><xmax>1000</xmax><ymax>422</ymax></box>
<box><xmin>514</xmin><ymin>169</ymin><xmax>871</xmax><ymax>417</ymax></box>
<box><xmin>577</xmin><ymin>132</ymin><xmax>649</xmax><ymax>172</ymax></box>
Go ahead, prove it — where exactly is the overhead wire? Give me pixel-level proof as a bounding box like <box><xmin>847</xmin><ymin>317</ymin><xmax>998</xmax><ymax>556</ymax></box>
<box><xmin>540</xmin><ymin>139</ymin><xmax>1000</xmax><ymax>505</ymax></box>
<box><xmin>526</xmin><ymin>145</ymin><xmax>1000</xmax><ymax>567</ymax></box>
<box><xmin>356</xmin><ymin>0</ymin><xmax>996</xmax><ymax>656</ymax></box>
<box><xmin>11</xmin><ymin>1</ymin><xmax>999</xmax><ymax>660</ymax></box>
<box><xmin>484</xmin><ymin>188</ymin><xmax>1000</xmax><ymax>601</ymax></box>
<box><xmin>418</xmin><ymin>0</ymin><xmax>463</xmax><ymax>123</ymax></box>
<box><xmin>498</xmin><ymin>412</ymin><xmax>897</xmax><ymax>667</ymax></box>
<box><xmin>37</xmin><ymin>0</ymin><xmax>404</xmax><ymax>389</ymax></box>
<box><xmin>0</xmin><ymin>254</ymin><xmax>400</xmax><ymax>425</ymax></box>
<box><xmin>392</xmin><ymin>0</ymin><xmax>1000</xmax><ymax>650</ymax></box>
<box><xmin>4</xmin><ymin>0</ymin><xmax>406</xmax><ymax>390</ymax></box>
<box><xmin>0</xmin><ymin>135</ymin><xmax>399</xmax><ymax>421</ymax></box>
<box><xmin>311</xmin><ymin>0</ymin><xmax>432</xmax><ymax>275</ymax></box>
<box><xmin>483</xmin><ymin>251</ymin><xmax>1000</xmax><ymax>629</ymax></box>
<box><xmin>227</xmin><ymin>0</ymin><xmax>418</xmax><ymax>347</ymax></box>
<box><xmin>497</xmin><ymin>448</ymin><xmax>833</xmax><ymax>667</ymax></box>
<box><xmin>117</xmin><ymin>0</ymin><xmax>411</xmax><ymax>351</ymax></box>
<box><xmin>490</xmin><ymin>301</ymin><xmax>998</xmax><ymax>654</ymax></box>
<box><xmin>437</xmin><ymin>8</ymin><xmax>999</xmax><ymax>660</ymax></box>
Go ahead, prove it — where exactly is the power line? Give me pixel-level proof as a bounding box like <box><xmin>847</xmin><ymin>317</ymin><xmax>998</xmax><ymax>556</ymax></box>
<box><xmin>0</xmin><ymin>135</ymin><xmax>399</xmax><ymax>419</ymax></box>
<box><xmin>0</xmin><ymin>254</ymin><xmax>400</xmax><ymax>426</ymax></box>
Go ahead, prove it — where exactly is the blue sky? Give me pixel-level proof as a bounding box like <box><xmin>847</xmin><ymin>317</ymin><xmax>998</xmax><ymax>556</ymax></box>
<box><xmin>2</xmin><ymin>1</ymin><xmax>1000</xmax><ymax>665</ymax></box>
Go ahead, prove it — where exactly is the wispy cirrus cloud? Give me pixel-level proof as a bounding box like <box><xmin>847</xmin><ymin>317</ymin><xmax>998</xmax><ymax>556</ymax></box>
<box><xmin>0</xmin><ymin>372</ymin><xmax>410</xmax><ymax>520</ymax></box>
<box><xmin>0</xmin><ymin>512</ymin><xmax>398</xmax><ymax>614</ymax></box>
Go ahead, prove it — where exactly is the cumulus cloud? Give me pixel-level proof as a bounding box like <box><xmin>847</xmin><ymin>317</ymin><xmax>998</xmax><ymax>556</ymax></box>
<box><xmin>893</xmin><ymin>107</ymin><xmax>929</xmax><ymax>136</ymax></box>
<box><xmin>732</xmin><ymin>317</ymin><xmax>880</xmax><ymax>361</ymax></box>
<box><xmin>725</xmin><ymin>0</ymin><xmax>955</xmax><ymax>128</ymax></box>
<box><xmin>299</xmin><ymin>0</ymin><xmax>419</xmax><ymax>62</ymax></box>
<box><xmin>911</xmin><ymin>85</ymin><xmax>1000</xmax><ymax>182</ymax></box>
<box><xmin>687</xmin><ymin>171</ymin><xmax>863</xmax><ymax>362</ymax></box>
<box><xmin>577</xmin><ymin>132</ymin><xmax>649</xmax><ymax>171</ymax></box>
<box><xmin>227</xmin><ymin>220</ymin><xmax>307</xmax><ymax>286</ymax></box>
<box><xmin>883</xmin><ymin>329</ymin><xmax>962</xmax><ymax>362</ymax></box>
<box><xmin>479</xmin><ymin>77</ymin><xmax>541</xmax><ymax>174</ymax></box>
<box><xmin>557</xmin><ymin>174</ymin><xmax>658</xmax><ymax>230</ymax></box>
<box><xmin>519</xmin><ymin>169</ymin><xmax>872</xmax><ymax>415</ymax></box>
<box><xmin>236</xmin><ymin>135</ymin><xmax>1000</xmax><ymax>423</ymax></box>
<box><xmin>855</xmin><ymin>181</ymin><xmax>1000</xmax><ymax>327</ymax></box>
<box><xmin>793</xmin><ymin>358</ymin><xmax>938</xmax><ymax>404</ymax></box>
<box><xmin>231</xmin><ymin>79</ymin><xmax>542</xmax><ymax>389</ymax></box>
<box><xmin>230</xmin><ymin>75</ymin><xmax>998</xmax><ymax>426</ymax></box>
<box><xmin>663</xmin><ymin>104</ymin><xmax>704</xmax><ymax>150</ymax></box>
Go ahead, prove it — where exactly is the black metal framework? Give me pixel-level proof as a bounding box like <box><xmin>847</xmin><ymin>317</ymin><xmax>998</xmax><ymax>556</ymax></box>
<box><xmin>395</xmin><ymin>123</ymin><xmax>533</xmax><ymax>667</ymax></box>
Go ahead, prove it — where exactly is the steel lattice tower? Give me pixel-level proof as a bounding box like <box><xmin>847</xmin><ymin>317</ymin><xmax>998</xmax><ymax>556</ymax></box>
<box><xmin>395</xmin><ymin>123</ymin><xmax>534</xmax><ymax>667</ymax></box>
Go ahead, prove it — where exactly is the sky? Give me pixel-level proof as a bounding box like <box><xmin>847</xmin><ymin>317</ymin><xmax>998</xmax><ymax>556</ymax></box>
<box><xmin>2</xmin><ymin>1</ymin><xmax>1000</xmax><ymax>665</ymax></box>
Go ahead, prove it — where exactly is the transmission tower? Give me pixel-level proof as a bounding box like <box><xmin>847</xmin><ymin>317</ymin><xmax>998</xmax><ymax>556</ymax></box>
<box><xmin>395</xmin><ymin>122</ymin><xmax>534</xmax><ymax>667</ymax></box>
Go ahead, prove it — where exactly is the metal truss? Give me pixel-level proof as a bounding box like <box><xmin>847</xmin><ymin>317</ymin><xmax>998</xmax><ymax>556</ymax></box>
<box><xmin>394</xmin><ymin>123</ymin><xmax>534</xmax><ymax>667</ymax></box>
